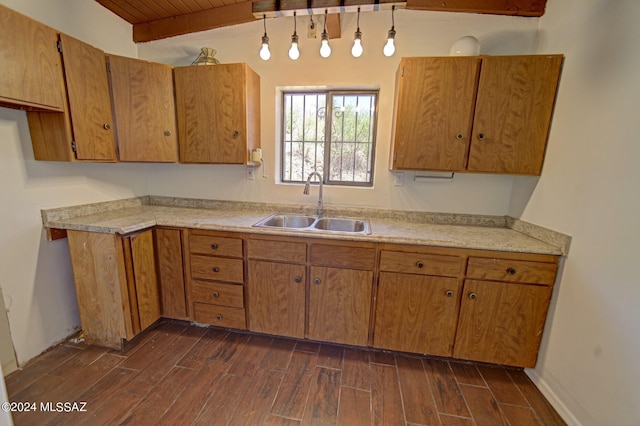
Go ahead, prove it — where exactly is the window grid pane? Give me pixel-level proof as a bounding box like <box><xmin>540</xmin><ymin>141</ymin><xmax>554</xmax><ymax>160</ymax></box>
<box><xmin>282</xmin><ymin>90</ymin><xmax>377</xmax><ymax>186</ymax></box>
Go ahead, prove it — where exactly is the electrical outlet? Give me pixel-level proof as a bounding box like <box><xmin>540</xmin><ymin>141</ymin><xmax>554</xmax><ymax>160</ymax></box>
<box><xmin>246</xmin><ymin>167</ymin><xmax>255</xmax><ymax>180</ymax></box>
<box><xmin>393</xmin><ymin>171</ymin><xmax>404</xmax><ymax>186</ymax></box>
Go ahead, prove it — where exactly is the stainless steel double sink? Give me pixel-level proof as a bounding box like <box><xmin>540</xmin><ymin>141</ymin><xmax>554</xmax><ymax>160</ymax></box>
<box><xmin>253</xmin><ymin>213</ymin><xmax>371</xmax><ymax>235</ymax></box>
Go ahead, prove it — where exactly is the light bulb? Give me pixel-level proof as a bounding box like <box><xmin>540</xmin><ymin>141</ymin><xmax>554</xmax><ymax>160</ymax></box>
<box><xmin>383</xmin><ymin>29</ymin><xmax>396</xmax><ymax>57</ymax></box>
<box><xmin>289</xmin><ymin>34</ymin><xmax>300</xmax><ymax>60</ymax></box>
<box><xmin>320</xmin><ymin>31</ymin><xmax>331</xmax><ymax>58</ymax></box>
<box><xmin>259</xmin><ymin>35</ymin><xmax>270</xmax><ymax>60</ymax></box>
<box><xmin>351</xmin><ymin>31</ymin><xmax>363</xmax><ymax>58</ymax></box>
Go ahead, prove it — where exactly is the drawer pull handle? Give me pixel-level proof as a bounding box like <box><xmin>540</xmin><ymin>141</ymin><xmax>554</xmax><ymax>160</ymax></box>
<box><xmin>212</xmin><ymin>291</ymin><xmax>220</xmax><ymax>298</ymax></box>
<box><xmin>212</xmin><ymin>266</ymin><xmax>220</xmax><ymax>273</ymax></box>
<box><xmin>445</xmin><ymin>290</ymin><xmax>454</xmax><ymax>297</ymax></box>
<box><xmin>477</xmin><ymin>133</ymin><xmax>485</xmax><ymax>140</ymax></box>
<box><xmin>506</xmin><ymin>267</ymin><xmax>517</xmax><ymax>275</ymax></box>
<box><xmin>103</xmin><ymin>123</ymin><xmax>111</xmax><ymax>130</ymax></box>
<box><xmin>216</xmin><ymin>314</ymin><xmax>223</xmax><ymax>321</ymax></box>
<box><xmin>210</xmin><ymin>243</ymin><xmax>218</xmax><ymax>250</ymax></box>
<box><xmin>469</xmin><ymin>293</ymin><xmax>477</xmax><ymax>300</ymax></box>
<box><xmin>294</xmin><ymin>276</ymin><xmax>302</xmax><ymax>283</ymax></box>
<box><xmin>456</xmin><ymin>133</ymin><xmax>463</xmax><ymax>140</ymax></box>
<box><xmin>416</xmin><ymin>261</ymin><xmax>424</xmax><ymax>268</ymax></box>
<box><xmin>313</xmin><ymin>278</ymin><xmax>321</xmax><ymax>285</ymax></box>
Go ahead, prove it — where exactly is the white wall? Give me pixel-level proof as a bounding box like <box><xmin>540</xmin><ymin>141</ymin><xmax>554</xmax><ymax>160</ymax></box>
<box><xmin>0</xmin><ymin>0</ymin><xmax>144</xmax><ymax>365</ymax></box>
<box><xmin>510</xmin><ymin>0</ymin><xmax>640</xmax><ymax>425</ymax></box>
<box><xmin>138</xmin><ymin>11</ymin><xmax>540</xmax><ymax>215</ymax></box>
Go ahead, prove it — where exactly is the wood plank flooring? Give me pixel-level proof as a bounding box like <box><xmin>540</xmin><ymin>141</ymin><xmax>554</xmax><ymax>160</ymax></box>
<box><xmin>5</xmin><ymin>320</ymin><xmax>566</xmax><ymax>425</ymax></box>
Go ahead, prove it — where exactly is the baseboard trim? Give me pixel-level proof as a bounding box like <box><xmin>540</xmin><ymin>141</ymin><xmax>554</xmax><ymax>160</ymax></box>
<box><xmin>526</xmin><ymin>368</ymin><xmax>584</xmax><ymax>426</ymax></box>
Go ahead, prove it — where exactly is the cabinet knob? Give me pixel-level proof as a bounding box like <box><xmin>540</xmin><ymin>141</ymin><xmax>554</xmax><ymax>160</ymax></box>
<box><xmin>210</xmin><ymin>243</ymin><xmax>218</xmax><ymax>250</ymax></box>
<box><xmin>103</xmin><ymin>123</ymin><xmax>111</xmax><ymax>130</ymax></box>
<box><xmin>216</xmin><ymin>314</ymin><xmax>223</xmax><ymax>321</ymax></box>
<box><xmin>164</xmin><ymin>130</ymin><xmax>172</xmax><ymax>136</ymax></box>
<box><xmin>294</xmin><ymin>276</ymin><xmax>302</xmax><ymax>283</ymax></box>
<box><xmin>506</xmin><ymin>267</ymin><xmax>517</xmax><ymax>275</ymax></box>
<box><xmin>416</xmin><ymin>261</ymin><xmax>424</xmax><ymax>269</ymax></box>
<box><xmin>212</xmin><ymin>291</ymin><xmax>220</xmax><ymax>298</ymax></box>
<box><xmin>445</xmin><ymin>290</ymin><xmax>454</xmax><ymax>297</ymax></box>
<box><xmin>469</xmin><ymin>293</ymin><xmax>477</xmax><ymax>300</ymax></box>
<box><xmin>477</xmin><ymin>133</ymin><xmax>485</xmax><ymax>140</ymax></box>
<box><xmin>313</xmin><ymin>278</ymin><xmax>321</xmax><ymax>285</ymax></box>
<box><xmin>233</xmin><ymin>130</ymin><xmax>240</xmax><ymax>138</ymax></box>
<box><xmin>456</xmin><ymin>133</ymin><xmax>464</xmax><ymax>140</ymax></box>
<box><xmin>212</xmin><ymin>266</ymin><xmax>220</xmax><ymax>273</ymax></box>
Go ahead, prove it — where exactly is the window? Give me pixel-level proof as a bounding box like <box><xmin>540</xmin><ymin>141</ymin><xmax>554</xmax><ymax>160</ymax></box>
<box><xmin>281</xmin><ymin>90</ymin><xmax>378</xmax><ymax>187</ymax></box>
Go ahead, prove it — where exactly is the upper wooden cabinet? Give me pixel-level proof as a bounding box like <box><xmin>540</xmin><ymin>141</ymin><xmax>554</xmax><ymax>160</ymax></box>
<box><xmin>107</xmin><ymin>55</ymin><xmax>178</xmax><ymax>162</ymax></box>
<box><xmin>0</xmin><ymin>5</ymin><xmax>65</xmax><ymax>111</ymax></box>
<box><xmin>27</xmin><ymin>34</ymin><xmax>117</xmax><ymax>161</ymax></box>
<box><xmin>174</xmin><ymin>63</ymin><xmax>260</xmax><ymax>164</ymax></box>
<box><xmin>390</xmin><ymin>55</ymin><xmax>563</xmax><ymax>175</ymax></box>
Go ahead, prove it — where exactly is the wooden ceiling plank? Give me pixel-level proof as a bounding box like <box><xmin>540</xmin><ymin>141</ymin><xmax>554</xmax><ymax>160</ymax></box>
<box><xmin>153</xmin><ymin>0</ymin><xmax>187</xmax><ymax>16</ymax></box>
<box><xmin>122</xmin><ymin>0</ymin><xmax>165</xmax><ymax>21</ymax></box>
<box><xmin>96</xmin><ymin>0</ymin><xmax>147</xmax><ymax>24</ymax></box>
<box><xmin>404</xmin><ymin>0</ymin><xmax>547</xmax><ymax>17</ymax></box>
<box><xmin>133</xmin><ymin>1</ymin><xmax>255</xmax><ymax>42</ymax></box>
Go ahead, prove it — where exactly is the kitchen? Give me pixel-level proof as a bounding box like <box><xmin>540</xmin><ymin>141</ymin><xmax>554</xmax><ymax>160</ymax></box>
<box><xmin>0</xmin><ymin>0</ymin><xmax>638</xmax><ymax>425</ymax></box>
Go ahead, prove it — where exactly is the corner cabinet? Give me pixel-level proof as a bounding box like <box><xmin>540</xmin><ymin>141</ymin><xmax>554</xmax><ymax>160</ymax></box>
<box><xmin>0</xmin><ymin>5</ymin><xmax>65</xmax><ymax>111</ymax></box>
<box><xmin>107</xmin><ymin>55</ymin><xmax>178</xmax><ymax>162</ymax></box>
<box><xmin>390</xmin><ymin>55</ymin><xmax>563</xmax><ymax>175</ymax></box>
<box><xmin>67</xmin><ymin>229</ymin><xmax>161</xmax><ymax>349</ymax></box>
<box><xmin>27</xmin><ymin>33</ymin><xmax>117</xmax><ymax>161</ymax></box>
<box><xmin>174</xmin><ymin>63</ymin><xmax>261</xmax><ymax>164</ymax></box>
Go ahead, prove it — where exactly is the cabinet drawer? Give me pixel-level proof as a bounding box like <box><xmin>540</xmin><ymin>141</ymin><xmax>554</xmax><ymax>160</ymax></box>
<box><xmin>193</xmin><ymin>303</ymin><xmax>246</xmax><ymax>329</ymax></box>
<box><xmin>189</xmin><ymin>234</ymin><xmax>243</xmax><ymax>258</ymax></box>
<box><xmin>247</xmin><ymin>238</ymin><xmax>306</xmax><ymax>263</ymax></box>
<box><xmin>379</xmin><ymin>250</ymin><xmax>464</xmax><ymax>277</ymax></box>
<box><xmin>466</xmin><ymin>257</ymin><xmax>557</xmax><ymax>285</ymax></box>
<box><xmin>310</xmin><ymin>244</ymin><xmax>376</xmax><ymax>269</ymax></box>
<box><xmin>191</xmin><ymin>280</ymin><xmax>244</xmax><ymax>308</ymax></box>
<box><xmin>190</xmin><ymin>255</ymin><xmax>244</xmax><ymax>283</ymax></box>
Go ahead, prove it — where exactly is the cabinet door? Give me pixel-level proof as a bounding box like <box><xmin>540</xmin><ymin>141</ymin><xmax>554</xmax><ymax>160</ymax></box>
<box><xmin>107</xmin><ymin>55</ymin><xmax>178</xmax><ymax>162</ymax></box>
<box><xmin>308</xmin><ymin>266</ymin><xmax>373</xmax><ymax>346</ymax></box>
<box><xmin>374</xmin><ymin>272</ymin><xmax>461</xmax><ymax>357</ymax></box>
<box><xmin>468</xmin><ymin>55</ymin><xmax>563</xmax><ymax>174</ymax></box>
<box><xmin>247</xmin><ymin>260</ymin><xmax>305</xmax><ymax>338</ymax></box>
<box><xmin>0</xmin><ymin>5</ymin><xmax>64</xmax><ymax>110</ymax></box>
<box><xmin>174</xmin><ymin>64</ymin><xmax>247</xmax><ymax>164</ymax></box>
<box><xmin>453</xmin><ymin>279</ymin><xmax>553</xmax><ymax>367</ymax></box>
<box><xmin>59</xmin><ymin>33</ymin><xmax>116</xmax><ymax>161</ymax></box>
<box><xmin>124</xmin><ymin>230</ymin><xmax>162</xmax><ymax>333</ymax></box>
<box><xmin>391</xmin><ymin>57</ymin><xmax>480</xmax><ymax>171</ymax></box>
<box><xmin>155</xmin><ymin>228</ymin><xmax>187</xmax><ymax>320</ymax></box>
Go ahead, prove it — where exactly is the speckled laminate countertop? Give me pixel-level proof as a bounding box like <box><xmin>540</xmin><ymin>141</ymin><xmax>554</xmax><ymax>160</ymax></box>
<box><xmin>42</xmin><ymin>196</ymin><xmax>570</xmax><ymax>256</ymax></box>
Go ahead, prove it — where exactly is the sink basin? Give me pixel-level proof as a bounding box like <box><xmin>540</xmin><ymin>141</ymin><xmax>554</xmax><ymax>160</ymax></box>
<box><xmin>254</xmin><ymin>214</ymin><xmax>316</xmax><ymax>229</ymax></box>
<box><xmin>313</xmin><ymin>217</ymin><xmax>368</xmax><ymax>233</ymax></box>
<box><xmin>253</xmin><ymin>214</ymin><xmax>371</xmax><ymax>235</ymax></box>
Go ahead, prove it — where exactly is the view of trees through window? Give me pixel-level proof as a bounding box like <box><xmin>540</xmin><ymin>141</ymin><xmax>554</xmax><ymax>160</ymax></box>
<box><xmin>282</xmin><ymin>90</ymin><xmax>378</xmax><ymax>186</ymax></box>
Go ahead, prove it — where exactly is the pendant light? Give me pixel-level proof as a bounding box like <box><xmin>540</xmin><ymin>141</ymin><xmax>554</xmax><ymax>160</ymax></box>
<box><xmin>289</xmin><ymin>11</ymin><xmax>300</xmax><ymax>60</ymax></box>
<box><xmin>319</xmin><ymin>10</ymin><xmax>331</xmax><ymax>58</ymax></box>
<box><xmin>259</xmin><ymin>14</ymin><xmax>271</xmax><ymax>61</ymax></box>
<box><xmin>351</xmin><ymin>7</ymin><xmax>363</xmax><ymax>58</ymax></box>
<box><xmin>383</xmin><ymin>6</ymin><xmax>396</xmax><ymax>57</ymax></box>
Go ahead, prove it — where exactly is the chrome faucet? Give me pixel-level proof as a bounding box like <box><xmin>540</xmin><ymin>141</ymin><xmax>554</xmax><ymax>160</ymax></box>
<box><xmin>303</xmin><ymin>171</ymin><xmax>324</xmax><ymax>217</ymax></box>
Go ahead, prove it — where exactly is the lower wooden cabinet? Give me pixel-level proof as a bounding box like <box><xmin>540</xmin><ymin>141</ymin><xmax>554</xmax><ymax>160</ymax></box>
<box><xmin>247</xmin><ymin>259</ymin><xmax>305</xmax><ymax>338</ymax></box>
<box><xmin>155</xmin><ymin>228</ymin><xmax>188</xmax><ymax>320</ymax></box>
<box><xmin>374</xmin><ymin>272</ymin><xmax>462</xmax><ymax>357</ymax></box>
<box><xmin>453</xmin><ymin>280</ymin><xmax>554</xmax><ymax>368</ymax></box>
<box><xmin>67</xmin><ymin>229</ymin><xmax>161</xmax><ymax>349</ymax></box>
<box><xmin>186</xmin><ymin>229</ymin><xmax>246</xmax><ymax>330</ymax></box>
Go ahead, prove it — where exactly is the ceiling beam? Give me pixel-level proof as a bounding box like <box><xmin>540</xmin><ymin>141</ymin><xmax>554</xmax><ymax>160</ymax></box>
<box><xmin>404</xmin><ymin>0</ymin><xmax>547</xmax><ymax>17</ymax></box>
<box><xmin>252</xmin><ymin>0</ymin><xmax>405</xmax><ymax>18</ymax></box>
<box><xmin>133</xmin><ymin>2</ymin><xmax>255</xmax><ymax>43</ymax></box>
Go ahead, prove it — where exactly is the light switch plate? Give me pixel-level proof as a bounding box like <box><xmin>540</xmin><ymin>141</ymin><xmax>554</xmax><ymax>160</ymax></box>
<box><xmin>246</xmin><ymin>167</ymin><xmax>255</xmax><ymax>180</ymax></box>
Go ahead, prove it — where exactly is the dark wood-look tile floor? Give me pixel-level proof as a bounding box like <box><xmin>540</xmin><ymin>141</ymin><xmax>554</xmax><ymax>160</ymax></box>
<box><xmin>5</xmin><ymin>320</ymin><xmax>566</xmax><ymax>425</ymax></box>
